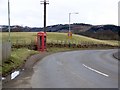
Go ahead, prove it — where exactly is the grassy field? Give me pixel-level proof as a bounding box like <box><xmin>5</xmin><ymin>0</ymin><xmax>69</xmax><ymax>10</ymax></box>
<box><xmin>2</xmin><ymin>32</ymin><xmax>119</xmax><ymax>46</ymax></box>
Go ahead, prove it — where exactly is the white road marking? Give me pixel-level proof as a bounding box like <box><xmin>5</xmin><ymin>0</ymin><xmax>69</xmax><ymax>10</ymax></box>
<box><xmin>83</xmin><ymin>64</ymin><xmax>109</xmax><ymax>77</ymax></box>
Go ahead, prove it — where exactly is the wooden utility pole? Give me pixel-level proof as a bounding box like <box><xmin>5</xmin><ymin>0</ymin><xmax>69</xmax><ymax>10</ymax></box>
<box><xmin>41</xmin><ymin>0</ymin><xmax>49</xmax><ymax>33</ymax></box>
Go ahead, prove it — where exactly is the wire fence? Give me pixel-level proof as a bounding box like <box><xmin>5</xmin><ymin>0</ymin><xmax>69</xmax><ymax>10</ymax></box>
<box><xmin>10</xmin><ymin>39</ymin><xmax>117</xmax><ymax>49</ymax></box>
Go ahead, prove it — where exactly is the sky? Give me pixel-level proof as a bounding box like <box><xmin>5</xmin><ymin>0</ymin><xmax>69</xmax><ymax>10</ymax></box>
<box><xmin>0</xmin><ymin>0</ymin><xmax>119</xmax><ymax>27</ymax></box>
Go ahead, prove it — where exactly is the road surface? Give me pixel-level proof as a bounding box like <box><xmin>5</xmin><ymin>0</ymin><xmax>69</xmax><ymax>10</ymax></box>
<box><xmin>31</xmin><ymin>49</ymin><xmax>118</xmax><ymax>88</ymax></box>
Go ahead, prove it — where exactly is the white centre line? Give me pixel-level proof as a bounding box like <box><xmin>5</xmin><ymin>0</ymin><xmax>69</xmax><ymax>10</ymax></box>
<box><xmin>83</xmin><ymin>64</ymin><xmax>109</xmax><ymax>77</ymax></box>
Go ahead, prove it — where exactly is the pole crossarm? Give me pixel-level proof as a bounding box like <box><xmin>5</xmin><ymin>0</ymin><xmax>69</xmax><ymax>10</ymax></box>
<box><xmin>40</xmin><ymin>0</ymin><xmax>49</xmax><ymax>4</ymax></box>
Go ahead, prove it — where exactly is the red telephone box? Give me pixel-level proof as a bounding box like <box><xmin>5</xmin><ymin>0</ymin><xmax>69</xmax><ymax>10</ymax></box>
<box><xmin>37</xmin><ymin>32</ymin><xmax>46</xmax><ymax>52</ymax></box>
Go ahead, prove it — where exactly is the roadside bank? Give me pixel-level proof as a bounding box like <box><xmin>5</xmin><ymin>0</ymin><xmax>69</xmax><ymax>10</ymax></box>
<box><xmin>2</xmin><ymin>52</ymin><xmax>51</xmax><ymax>88</ymax></box>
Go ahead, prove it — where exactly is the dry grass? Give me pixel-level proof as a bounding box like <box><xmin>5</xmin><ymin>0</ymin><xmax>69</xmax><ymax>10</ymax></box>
<box><xmin>2</xmin><ymin>32</ymin><xmax>119</xmax><ymax>46</ymax></box>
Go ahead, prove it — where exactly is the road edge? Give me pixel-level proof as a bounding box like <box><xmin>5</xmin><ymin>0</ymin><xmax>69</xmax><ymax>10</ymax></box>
<box><xmin>113</xmin><ymin>52</ymin><xmax>120</xmax><ymax>60</ymax></box>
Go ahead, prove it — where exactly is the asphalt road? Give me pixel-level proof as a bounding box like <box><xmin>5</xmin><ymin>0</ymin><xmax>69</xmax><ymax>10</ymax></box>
<box><xmin>31</xmin><ymin>49</ymin><xmax>118</xmax><ymax>88</ymax></box>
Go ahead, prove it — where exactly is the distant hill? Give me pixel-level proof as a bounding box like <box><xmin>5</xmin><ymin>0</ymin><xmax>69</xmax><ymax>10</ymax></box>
<box><xmin>0</xmin><ymin>25</ymin><xmax>43</xmax><ymax>32</ymax></box>
<box><xmin>1</xmin><ymin>23</ymin><xmax>120</xmax><ymax>40</ymax></box>
<box><xmin>75</xmin><ymin>24</ymin><xmax>120</xmax><ymax>40</ymax></box>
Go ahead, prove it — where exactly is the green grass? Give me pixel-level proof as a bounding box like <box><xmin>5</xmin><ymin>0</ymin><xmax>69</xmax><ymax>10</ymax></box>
<box><xmin>2</xmin><ymin>48</ymin><xmax>39</xmax><ymax>76</ymax></box>
<box><xmin>2</xmin><ymin>32</ymin><xmax>36</xmax><ymax>44</ymax></box>
<box><xmin>2</xmin><ymin>32</ymin><xmax>119</xmax><ymax>46</ymax></box>
<box><xmin>47</xmin><ymin>32</ymin><xmax>119</xmax><ymax>46</ymax></box>
<box><xmin>47</xmin><ymin>45</ymin><xmax>116</xmax><ymax>53</ymax></box>
<box><xmin>47</xmin><ymin>47</ymin><xmax>75</xmax><ymax>53</ymax></box>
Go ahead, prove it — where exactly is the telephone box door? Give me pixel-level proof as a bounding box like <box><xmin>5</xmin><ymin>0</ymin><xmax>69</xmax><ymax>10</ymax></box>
<box><xmin>37</xmin><ymin>32</ymin><xmax>46</xmax><ymax>51</ymax></box>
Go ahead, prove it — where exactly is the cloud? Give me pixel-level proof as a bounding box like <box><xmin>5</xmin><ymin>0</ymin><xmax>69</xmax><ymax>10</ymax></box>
<box><xmin>0</xmin><ymin>0</ymin><xmax>119</xmax><ymax>27</ymax></box>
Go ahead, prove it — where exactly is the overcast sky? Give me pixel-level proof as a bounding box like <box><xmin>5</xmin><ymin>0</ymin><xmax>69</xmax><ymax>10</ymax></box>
<box><xmin>0</xmin><ymin>0</ymin><xmax>119</xmax><ymax>27</ymax></box>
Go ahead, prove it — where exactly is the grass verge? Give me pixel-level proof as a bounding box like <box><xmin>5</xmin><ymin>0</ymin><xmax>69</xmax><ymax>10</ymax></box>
<box><xmin>2</xmin><ymin>48</ymin><xmax>39</xmax><ymax>76</ymax></box>
<box><xmin>47</xmin><ymin>47</ymin><xmax>116</xmax><ymax>53</ymax></box>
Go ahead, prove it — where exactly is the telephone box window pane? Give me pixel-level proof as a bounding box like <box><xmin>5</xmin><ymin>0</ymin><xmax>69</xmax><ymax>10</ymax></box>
<box><xmin>44</xmin><ymin>36</ymin><xmax>46</xmax><ymax>47</ymax></box>
<box><xmin>37</xmin><ymin>38</ymin><xmax>40</xmax><ymax>46</ymax></box>
<box><xmin>40</xmin><ymin>36</ymin><xmax>42</xmax><ymax>48</ymax></box>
